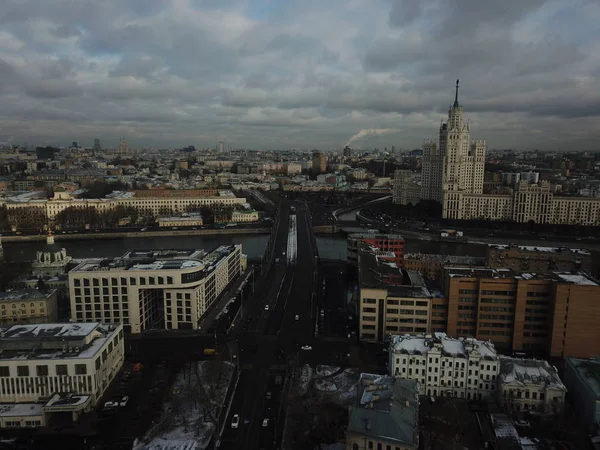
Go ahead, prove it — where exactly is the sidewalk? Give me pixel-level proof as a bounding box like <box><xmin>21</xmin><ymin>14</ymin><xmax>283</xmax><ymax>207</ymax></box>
<box><xmin>198</xmin><ymin>267</ymin><xmax>254</xmax><ymax>334</ymax></box>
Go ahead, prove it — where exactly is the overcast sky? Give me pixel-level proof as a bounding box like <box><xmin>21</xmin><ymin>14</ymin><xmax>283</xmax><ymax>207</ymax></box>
<box><xmin>1</xmin><ymin>0</ymin><xmax>599</xmax><ymax>150</ymax></box>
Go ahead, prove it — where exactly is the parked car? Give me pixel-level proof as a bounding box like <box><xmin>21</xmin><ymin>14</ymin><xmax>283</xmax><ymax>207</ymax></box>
<box><xmin>104</xmin><ymin>401</ymin><xmax>119</xmax><ymax>409</ymax></box>
<box><xmin>301</xmin><ymin>345</ymin><xmax>312</xmax><ymax>351</ymax></box>
<box><xmin>294</xmin><ymin>315</ymin><xmax>299</xmax><ymax>321</ymax></box>
<box><xmin>266</xmin><ymin>392</ymin><xmax>272</xmax><ymax>400</ymax></box>
<box><xmin>262</xmin><ymin>418</ymin><xmax>269</xmax><ymax>427</ymax></box>
<box><xmin>514</xmin><ymin>419</ymin><xmax>530</xmax><ymax>428</ymax></box>
<box><xmin>231</xmin><ymin>414</ymin><xmax>240</xmax><ymax>429</ymax></box>
<box><xmin>119</xmin><ymin>396</ymin><xmax>129</xmax><ymax>407</ymax></box>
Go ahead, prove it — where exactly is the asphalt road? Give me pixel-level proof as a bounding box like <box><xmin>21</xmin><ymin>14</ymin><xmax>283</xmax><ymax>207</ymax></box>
<box><xmin>219</xmin><ymin>200</ymin><xmax>326</xmax><ymax>450</ymax></box>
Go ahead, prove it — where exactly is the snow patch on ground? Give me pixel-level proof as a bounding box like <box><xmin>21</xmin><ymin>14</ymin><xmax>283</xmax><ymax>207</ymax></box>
<box><xmin>298</xmin><ymin>364</ymin><xmax>313</xmax><ymax>395</ymax></box>
<box><xmin>315</xmin><ymin>380</ymin><xmax>338</xmax><ymax>392</ymax></box>
<box><xmin>316</xmin><ymin>365</ymin><xmax>339</xmax><ymax>377</ymax></box>
<box><xmin>133</xmin><ymin>361</ymin><xmax>234</xmax><ymax>450</ymax></box>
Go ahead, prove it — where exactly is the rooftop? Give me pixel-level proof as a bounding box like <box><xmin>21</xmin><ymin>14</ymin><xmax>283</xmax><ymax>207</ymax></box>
<box><xmin>489</xmin><ymin>413</ymin><xmax>521</xmax><ymax>450</ymax></box>
<box><xmin>349</xmin><ymin>232</ymin><xmax>405</xmax><ymax>241</ymax></box>
<box><xmin>499</xmin><ymin>357</ymin><xmax>566</xmax><ymax>389</ymax></box>
<box><xmin>2</xmin><ymin>323</ymin><xmax>99</xmax><ymax>340</ymax></box>
<box><xmin>404</xmin><ymin>253</ymin><xmax>486</xmax><ymax>265</ymax></box>
<box><xmin>565</xmin><ymin>358</ymin><xmax>600</xmax><ymax>399</ymax></box>
<box><xmin>347</xmin><ymin>374</ymin><xmax>419</xmax><ymax>447</ymax></box>
<box><xmin>0</xmin><ymin>289</ymin><xmax>56</xmax><ymax>302</ymax></box>
<box><xmin>390</xmin><ymin>333</ymin><xmax>498</xmax><ymax>360</ymax></box>
<box><xmin>445</xmin><ymin>267</ymin><xmax>599</xmax><ymax>286</ymax></box>
<box><xmin>0</xmin><ymin>403</ymin><xmax>43</xmax><ymax>418</ymax></box>
<box><xmin>488</xmin><ymin>244</ymin><xmax>591</xmax><ymax>256</ymax></box>
<box><xmin>0</xmin><ymin>323</ymin><xmax>121</xmax><ymax>361</ymax></box>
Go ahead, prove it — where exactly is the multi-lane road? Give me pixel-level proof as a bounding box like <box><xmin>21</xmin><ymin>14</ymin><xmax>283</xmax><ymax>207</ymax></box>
<box><xmin>218</xmin><ymin>200</ymin><xmax>341</xmax><ymax>450</ymax></box>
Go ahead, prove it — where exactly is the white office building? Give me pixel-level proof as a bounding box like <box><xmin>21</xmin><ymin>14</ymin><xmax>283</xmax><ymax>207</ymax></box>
<box><xmin>498</xmin><ymin>357</ymin><xmax>567</xmax><ymax>416</ymax></box>
<box><xmin>389</xmin><ymin>333</ymin><xmax>500</xmax><ymax>400</ymax></box>
<box><xmin>0</xmin><ymin>322</ymin><xmax>124</xmax><ymax>427</ymax></box>
<box><xmin>69</xmin><ymin>245</ymin><xmax>244</xmax><ymax>333</ymax></box>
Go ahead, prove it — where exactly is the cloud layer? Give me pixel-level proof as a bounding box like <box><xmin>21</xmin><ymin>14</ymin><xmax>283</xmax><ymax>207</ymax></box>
<box><xmin>1</xmin><ymin>0</ymin><xmax>599</xmax><ymax>150</ymax></box>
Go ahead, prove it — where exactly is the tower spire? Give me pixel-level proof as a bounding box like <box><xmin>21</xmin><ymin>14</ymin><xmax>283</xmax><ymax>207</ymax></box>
<box><xmin>453</xmin><ymin>79</ymin><xmax>460</xmax><ymax>107</ymax></box>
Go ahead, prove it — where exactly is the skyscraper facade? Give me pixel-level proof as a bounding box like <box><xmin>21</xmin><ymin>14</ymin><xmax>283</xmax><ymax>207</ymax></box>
<box><xmin>416</xmin><ymin>81</ymin><xmax>600</xmax><ymax>225</ymax></box>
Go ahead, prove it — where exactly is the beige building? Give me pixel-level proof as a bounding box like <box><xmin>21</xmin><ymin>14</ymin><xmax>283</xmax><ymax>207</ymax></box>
<box><xmin>346</xmin><ymin>374</ymin><xmax>419</xmax><ymax>450</ymax></box>
<box><xmin>0</xmin><ymin>322</ymin><xmax>124</xmax><ymax>427</ymax></box>
<box><xmin>417</xmin><ymin>83</ymin><xmax>600</xmax><ymax>225</ymax></box>
<box><xmin>359</xmin><ymin>247</ymin><xmax>434</xmax><ymax>342</ymax></box>
<box><xmin>68</xmin><ymin>245</ymin><xmax>244</xmax><ymax>333</ymax></box>
<box><xmin>158</xmin><ymin>213</ymin><xmax>203</xmax><ymax>227</ymax></box>
<box><xmin>445</xmin><ymin>181</ymin><xmax>600</xmax><ymax>225</ymax></box>
<box><xmin>392</xmin><ymin>170</ymin><xmax>422</xmax><ymax>206</ymax></box>
<box><xmin>1</xmin><ymin>189</ymin><xmax>247</xmax><ymax>225</ymax></box>
<box><xmin>0</xmin><ymin>290</ymin><xmax>58</xmax><ymax>325</ymax></box>
<box><xmin>486</xmin><ymin>244</ymin><xmax>592</xmax><ymax>274</ymax></box>
<box><xmin>231</xmin><ymin>209</ymin><xmax>259</xmax><ymax>222</ymax></box>
<box><xmin>421</xmin><ymin>80</ymin><xmax>485</xmax><ymax>205</ymax></box>
<box><xmin>389</xmin><ymin>333</ymin><xmax>500</xmax><ymax>400</ymax></box>
<box><xmin>498</xmin><ymin>357</ymin><xmax>567</xmax><ymax>416</ymax></box>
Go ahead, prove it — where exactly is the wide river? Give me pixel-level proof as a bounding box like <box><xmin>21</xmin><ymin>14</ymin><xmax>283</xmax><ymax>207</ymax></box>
<box><xmin>2</xmin><ymin>233</ymin><xmax>486</xmax><ymax>262</ymax></box>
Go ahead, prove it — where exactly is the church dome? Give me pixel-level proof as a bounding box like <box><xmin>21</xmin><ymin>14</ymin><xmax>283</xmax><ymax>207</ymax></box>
<box><xmin>36</xmin><ymin>232</ymin><xmax>67</xmax><ymax>264</ymax></box>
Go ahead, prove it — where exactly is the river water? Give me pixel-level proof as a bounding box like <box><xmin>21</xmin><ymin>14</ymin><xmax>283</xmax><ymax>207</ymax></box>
<box><xmin>2</xmin><ymin>233</ymin><xmax>486</xmax><ymax>262</ymax></box>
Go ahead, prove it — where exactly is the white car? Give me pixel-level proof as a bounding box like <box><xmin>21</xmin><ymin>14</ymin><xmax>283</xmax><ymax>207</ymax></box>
<box><xmin>282</xmin><ymin>252</ymin><xmax>286</xmax><ymax>256</ymax></box>
<box><xmin>514</xmin><ymin>419</ymin><xmax>530</xmax><ymax>428</ymax></box>
<box><xmin>119</xmin><ymin>396</ymin><xmax>129</xmax><ymax>407</ymax></box>
<box><xmin>294</xmin><ymin>315</ymin><xmax>299</xmax><ymax>321</ymax></box>
<box><xmin>264</xmin><ymin>304</ymin><xmax>269</xmax><ymax>311</ymax></box>
<box><xmin>301</xmin><ymin>345</ymin><xmax>312</xmax><ymax>351</ymax></box>
<box><xmin>104</xmin><ymin>401</ymin><xmax>119</xmax><ymax>409</ymax></box>
<box><xmin>262</xmin><ymin>418</ymin><xmax>269</xmax><ymax>427</ymax></box>
<box><xmin>231</xmin><ymin>414</ymin><xmax>240</xmax><ymax>428</ymax></box>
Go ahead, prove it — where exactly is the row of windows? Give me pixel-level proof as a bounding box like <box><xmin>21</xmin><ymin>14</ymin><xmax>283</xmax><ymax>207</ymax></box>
<box><xmin>74</xmin><ymin>276</ymin><xmax>175</xmax><ymax>287</ymax></box>
<box><xmin>0</xmin><ymin>302</ymin><xmax>45</xmax><ymax>310</ymax></box>
<box><xmin>0</xmin><ymin>363</ymin><xmax>88</xmax><ymax>377</ymax></box>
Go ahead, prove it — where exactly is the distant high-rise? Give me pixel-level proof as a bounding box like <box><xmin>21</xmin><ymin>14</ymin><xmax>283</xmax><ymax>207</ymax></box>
<box><xmin>117</xmin><ymin>137</ymin><xmax>128</xmax><ymax>156</ymax></box>
<box><xmin>312</xmin><ymin>151</ymin><xmax>326</xmax><ymax>175</ymax></box>
<box><xmin>93</xmin><ymin>138</ymin><xmax>102</xmax><ymax>154</ymax></box>
<box><xmin>343</xmin><ymin>146</ymin><xmax>352</xmax><ymax>157</ymax></box>
<box><xmin>218</xmin><ymin>141</ymin><xmax>224</xmax><ymax>153</ymax></box>
<box><xmin>421</xmin><ymin>80</ymin><xmax>485</xmax><ymax>208</ymax></box>
<box><xmin>71</xmin><ymin>141</ymin><xmax>78</xmax><ymax>148</ymax></box>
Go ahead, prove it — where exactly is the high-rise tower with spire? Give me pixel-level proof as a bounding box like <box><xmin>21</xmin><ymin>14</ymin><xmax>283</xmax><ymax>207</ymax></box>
<box><xmin>420</xmin><ymin>80</ymin><xmax>486</xmax><ymax>216</ymax></box>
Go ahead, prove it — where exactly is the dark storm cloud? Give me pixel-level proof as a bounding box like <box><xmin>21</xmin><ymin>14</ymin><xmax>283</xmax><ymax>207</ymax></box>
<box><xmin>0</xmin><ymin>0</ymin><xmax>598</xmax><ymax>149</ymax></box>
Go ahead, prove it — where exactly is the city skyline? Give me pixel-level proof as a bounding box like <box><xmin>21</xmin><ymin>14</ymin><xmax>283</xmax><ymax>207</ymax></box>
<box><xmin>1</xmin><ymin>0</ymin><xmax>599</xmax><ymax>150</ymax></box>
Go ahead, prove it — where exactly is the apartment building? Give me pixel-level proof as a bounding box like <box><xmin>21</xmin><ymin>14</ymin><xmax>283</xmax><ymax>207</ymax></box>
<box><xmin>346</xmin><ymin>374</ymin><xmax>419</xmax><ymax>450</ymax></box>
<box><xmin>348</xmin><ymin>233</ymin><xmax>405</xmax><ymax>267</ymax></box>
<box><xmin>0</xmin><ymin>322</ymin><xmax>124</xmax><ymax>427</ymax></box>
<box><xmin>231</xmin><ymin>209</ymin><xmax>259</xmax><ymax>222</ymax></box>
<box><xmin>392</xmin><ymin>170</ymin><xmax>422</xmax><ymax>206</ymax></box>
<box><xmin>312</xmin><ymin>152</ymin><xmax>326</xmax><ymax>175</ymax></box>
<box><xmin>403</xmin><ymin>253</ymin><xmax>486</xmax><ymax>280</ymax></box>
<box><xmin>0</xmin><ymin>289</ymin><xmax>58</xmax><ymax>325</ymax></box>
<box><xmin>1</xmin><ymin>189</ymin><xmax>247</xmax><ymax>223</ymax></box>
<box><xmin>388</xmin><ymin>333</ymin><xmax>499</xmax><ymax>400</ymax></box>
<box><xmin>358</xmin><ymin>248</ymin><xmax>434</xmax><ymax>342</ymax></box>
<box><xmin>486</xmin><ymin>244</ymin><xmax>592</xmax><ymax>274</ymax></box>
<box><xmin>157</xmin><ymin>213</ymin><xmax>203</xmax><ymax>228</ymax></box>
<box><xmin>497</xmin><ymin>357</ymin><xmax>566</xmax><ymax>416</ymax></box>
<box><xmin>68</xmin><ymin>245</ymin><xmax>244</xmax><ymax>333</ymax></box>
<box><xmin>442</xmin><ymin>267</ymin><xmax>600</xmax><ymax>358</ymax></box>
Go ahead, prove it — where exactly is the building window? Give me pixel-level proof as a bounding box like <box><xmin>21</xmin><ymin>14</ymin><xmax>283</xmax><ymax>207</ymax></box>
<box><xmin>56</xmin><ymin>365</ymin><xmax>68</xmax><ymax>376</ymax></box>
<box><xmin>75</xmin><ymin>364</ymin><xmax>87</xmax><ymax>375</ymax></box>
<box><xmin>17</xmin><ymin>366</ymin><xmax>29</xmax><ymax>377</ymax></box>
<box><xmin>0</xmin><ymin>367</ymin><xmax>9</xmax><ymax>377</ymax></box>
<box><xmin>36</xmin><ymin>365</ymin><xmax>49</xmax><ymax>377</ymax></box>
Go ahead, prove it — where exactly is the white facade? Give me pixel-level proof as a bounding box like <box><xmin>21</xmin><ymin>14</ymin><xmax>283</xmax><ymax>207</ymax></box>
<box><xmin>389</xmin><ymin>334</ymin><xmax>500</xmax><ymax>400</ymax></box>
<box><xmin>0</xmin><ymin>323</ymin><xmax>123</xmax><ymax>419</ymax></box>
<box><xmin>498</xmin><ymin>357</ymin><xmax>567</xmax><ymax>416</ymax></box>
<box><xmin>68</xmin><ymin>245</ymin><xmax>243</xmax><ymax>333</ymax></box>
